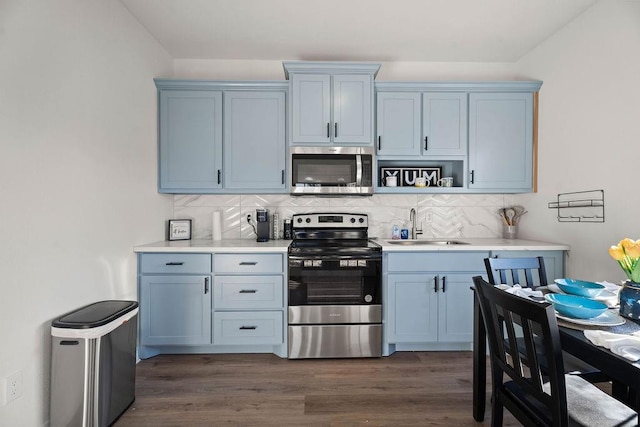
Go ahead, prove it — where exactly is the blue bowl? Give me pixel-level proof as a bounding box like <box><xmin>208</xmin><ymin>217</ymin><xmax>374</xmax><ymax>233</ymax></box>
<box><xmin>545</xmin><ymin>293</ymin><xmax>608</xmax><ymax>319</ymax></box>
<box><xmin>554</xmin><ymin>278</ymin><xmax>605</xmax><ymax>298</ymax></box>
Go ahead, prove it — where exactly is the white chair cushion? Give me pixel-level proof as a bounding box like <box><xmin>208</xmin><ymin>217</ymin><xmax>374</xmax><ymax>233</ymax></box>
<box><xmin>543</xmin><ymin>374</ymin><xmax>637</xmax><ymax>426</ymax></box>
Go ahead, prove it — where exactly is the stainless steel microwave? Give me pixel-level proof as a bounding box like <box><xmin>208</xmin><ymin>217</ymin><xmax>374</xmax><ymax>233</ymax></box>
<box><xmin>290</xmin><ymin>146</ymin><xmax>374</xmax><ymax>195</ymax></box>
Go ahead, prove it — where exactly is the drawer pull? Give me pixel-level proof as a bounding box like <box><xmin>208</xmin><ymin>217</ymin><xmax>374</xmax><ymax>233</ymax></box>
<box><xmin>165</xmin><ymin>262</ymin><xmax>184</xmax><ymax>266</ymax></box>
<box><xmin>239</xmin><ymin>261</ymin><xmax>257</xmax><ymax>266</ymax></box>
<box><xmin>239</xmin><ymin>289</ymin><xmax>257</xmax><ymax>294</ymax></box>
<box><xmin>239</xmin><ymin>326</ymin><xmax>257</xmax><ymax>330</ymax></box>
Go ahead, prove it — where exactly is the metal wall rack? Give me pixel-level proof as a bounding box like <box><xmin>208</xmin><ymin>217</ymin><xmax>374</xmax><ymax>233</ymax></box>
<box><xmin>548</xmin><ymin>190</ymin><xmax>604</xmax><ymax>222</ymax></box>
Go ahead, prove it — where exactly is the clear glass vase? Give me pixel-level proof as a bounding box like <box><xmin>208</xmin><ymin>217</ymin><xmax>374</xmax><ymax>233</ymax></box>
<box><xmin>619</xmin><ymin>281</ymin><xmax>640</xmax><ymax>320</ymax></box>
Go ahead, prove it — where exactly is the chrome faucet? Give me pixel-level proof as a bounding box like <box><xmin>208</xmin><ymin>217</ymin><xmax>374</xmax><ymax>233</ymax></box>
<box><xmin>409</xmin><ymin>208</ymin><xmax>423</xmax><ymax>240</ymax></box>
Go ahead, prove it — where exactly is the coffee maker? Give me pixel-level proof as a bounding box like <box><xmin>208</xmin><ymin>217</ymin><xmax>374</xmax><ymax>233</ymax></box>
<box><xmin>256</xmin><ymin>208</ymin><xmax>270</xmax><ymax>242</ymax></box>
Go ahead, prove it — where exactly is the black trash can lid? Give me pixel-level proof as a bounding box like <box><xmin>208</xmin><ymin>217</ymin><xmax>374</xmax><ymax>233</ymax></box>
<box><xmin>52</xmin><ymin>300</ymin><xmax>138</xmax><ymax>329</ymax></box>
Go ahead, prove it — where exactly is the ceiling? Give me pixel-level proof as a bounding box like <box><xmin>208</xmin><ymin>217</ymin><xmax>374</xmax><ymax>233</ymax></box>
<box><xmin>121</xmin><ymin>0</ymin><xmax>597</xmax><ymax>62</ymax></box>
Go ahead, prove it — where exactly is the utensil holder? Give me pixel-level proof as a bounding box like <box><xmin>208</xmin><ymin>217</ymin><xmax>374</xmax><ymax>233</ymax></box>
<box><xmin>502</xmin><ymin>225</ymin><xmax>518</xmax><ymax>239</ymax></box>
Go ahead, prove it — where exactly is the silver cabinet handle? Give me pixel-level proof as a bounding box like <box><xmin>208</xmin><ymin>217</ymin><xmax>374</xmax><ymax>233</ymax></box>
<box><xmin>470</xmin><ymin>170</ymin><xmax>475</xmax><ymax>184</ymax></box>
<box><xmin>424</xmin><ymin>136</ymin><xmax>428</xmax><ymax>151</ymax></box>
<box><xmin>327</xmin><ymin>123</ymin><xmax>330</xmax><ymax>138</ymax></box>
<box><xmin>281</xmin><ymin>169</ymin><xmax>285</xmax><ymax>185</ymax></box>
<box><xmin>239</xmin><ymin>326</ymin><xmax>257</xmax><ymax>330</ymax></box>
<box><xmin>442</xmin><ymin>276</ymin><xmax>446</xmax><ymax>293</ymax></box>
<box><xmin>204</xmin><ymin>277</ymin><xmax>209</xmax><ymax>294</ymax></box>
<box><xmin>434</xmin><ymin>276</ymin><xmax>439</xmax><ymax>293</ymax></box>
<box><xmin>335</xmin><ymin>122</ymin><xmax>338</xmax><ymax>138</ymax></box>
<box><xmin>239</xmin><ymin>289</ymin><xmax>257</xmax><ymax>294</ymax></box>
<box><xmin>217</xmin><ymin>169</ymin><xmax>221</xmax><ymax>184</ymax></box>
<box><xmin>239</xmin><ymin>261</ymin><xmax>257</xmax><ymax>266</ymax></box>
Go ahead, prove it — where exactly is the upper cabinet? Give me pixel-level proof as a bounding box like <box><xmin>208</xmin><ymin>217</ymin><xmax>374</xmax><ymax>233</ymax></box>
<box><xmin>223</xmin><ymin>91</ymin><xmax>286</xmax><ymax>191</ymax></box>
<box><xmin>155</xmin><ymin>80</ymin><xmax>288</xmax><ymax>194</ymax></box>
<box><xmin>376</xmin><ymin>91</ymin><xmax>467</xmax><ymax>157</ymax></box>
<box><xmin>159</xmin><ymin>90</ymin><xmax>223</xmax><ymax>191</ymax></box>
<box><xmin>284</xmin><ymin>62</ymin><xmax>381</xmax><ymax>146</ymax></box>
<box><xmin>375</xmin><ymin>81</ymin><xmax>541</xmax><ymax>194</ymax></box>
<box><xmin>468</xmin><ymin>92</ymin><xmax>534</xmax><ymax>191</ymax></box>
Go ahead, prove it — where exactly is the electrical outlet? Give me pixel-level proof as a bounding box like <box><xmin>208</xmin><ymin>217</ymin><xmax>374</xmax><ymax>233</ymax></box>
<box><xmin>6</xmin><ymin>371</ymin><xmax>22</xmax><ymax>404</ymax></box>
<box><xmin>426</xmin><ymin>211</ymin><xmax>433</xmax><ymax>224</ymax></box>
<box><xmin>247</xmin><ymin>214</ymin><xmax>252</xmax><ymax>223</ymax></box>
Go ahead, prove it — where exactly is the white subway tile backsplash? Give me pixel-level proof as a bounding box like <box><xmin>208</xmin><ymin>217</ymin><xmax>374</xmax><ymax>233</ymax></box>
<box><xmin>174</xmin><ymin>193</ymin><xmax>514</xmax><ymax>240</ymax></box>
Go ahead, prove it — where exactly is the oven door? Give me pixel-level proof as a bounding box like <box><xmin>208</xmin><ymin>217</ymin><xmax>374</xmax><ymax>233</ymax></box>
<box><xmin>288</xmin><ymin>254</ymin><xmax>381</xmax><ymax>307</ymax></box>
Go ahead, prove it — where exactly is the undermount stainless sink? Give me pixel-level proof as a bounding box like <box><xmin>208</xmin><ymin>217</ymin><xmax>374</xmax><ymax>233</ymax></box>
<box><xmin>386</xmin><ymin>239</ymin><xmax>469</xmax><ymax>246</ymax></box>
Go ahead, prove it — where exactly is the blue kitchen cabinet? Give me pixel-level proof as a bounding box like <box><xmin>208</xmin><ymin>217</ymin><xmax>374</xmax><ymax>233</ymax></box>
<box><xmin>137</xmin><ymin>251</ymin><xmax>287</xmax><ymax>358</ymax></box>
<box><xmin>138</xmin><ymin>253</ymin><xmax>213</xmax><ymax>357</ymax></box>
<box><xmin>422</xmin><ymin>93</ymin><xmax>468</xmax><ymax>156</ymax></box>
<box><xmin>285</xmin><ymin>62</ymin><xmax>381</xmax><ymax>146</ymax></box>
<box><xmin>155</xmin><ymin>80</ymin><xmax>288</xmax><ymax>194</ymax></box>
<box><xmin>139</xmin><ymin>275</ymin><xmax>212</xmax><ymax>347</ymax></box>
<box><xmin>223</xmin><ymin>91</ymin><xmax>286</xmax><ymax>191</ymax></box>
<box><xmin>468</xmin><ymin>92</ymin><xmax>534</xmax><ymax>191</ymax></box>
<box><xmin>376</xmin><ymin>92</ymin><xmax>422</xmax><ymax>156</ymax></box>
<box><xmin>384</xmin><ymin>251</ymin><xmax>487</xmax><ymax>354</ymax></box>
<box><xmin>158</xmin><ymin>90</ymin><xmax>223</xmax><ymax>192</ymax></box>
<box><xmin>376</xmin><ymin>92</ymin><xmax>467</xmax><ymax>157</ymax></box>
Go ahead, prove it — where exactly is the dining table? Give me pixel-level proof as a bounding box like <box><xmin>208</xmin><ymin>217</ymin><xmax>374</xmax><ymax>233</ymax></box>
<box><xmin>472</xmin><ymin>288</ymin><xmax>640</xmax><ymax>422</ymax></box>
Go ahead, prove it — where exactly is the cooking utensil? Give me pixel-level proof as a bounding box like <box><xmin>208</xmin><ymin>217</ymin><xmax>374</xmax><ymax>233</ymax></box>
<box><xmin>505</xmin><ymin>208</ymin><xmax>516</xmax><ymax>226</ymax></box>
<box><xmin>498</xmin><ymin>208</ymin><xmax>509</xmax><ymax>225</ymax></box>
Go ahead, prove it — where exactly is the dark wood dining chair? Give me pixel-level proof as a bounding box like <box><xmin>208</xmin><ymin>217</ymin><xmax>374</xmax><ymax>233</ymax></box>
<box><xmin>483</xmin><ymin>256</ymin><xmax>609</xmax><ymax>383</ymax></box>
<box><xmin>484</xmin><ymin>256</ymin><xmax>547</xmax><ymax>288</ymax></box>
<box><xmin>472</xmin><ymin>276</ymin><xmax>637</xmax><ymax>426</ymax></box>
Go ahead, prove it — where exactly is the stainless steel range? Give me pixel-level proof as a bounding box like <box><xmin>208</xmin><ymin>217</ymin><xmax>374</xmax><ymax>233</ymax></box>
<box><xmin>287</xmin><ymin>213</ymin><xmax>382</xmax><ymax>359</ymax></box>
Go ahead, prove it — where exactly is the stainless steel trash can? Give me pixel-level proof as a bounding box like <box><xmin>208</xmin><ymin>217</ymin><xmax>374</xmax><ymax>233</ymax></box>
<box><xmin>50</xmin><ymin>300</ymin><xmax>138</xmax><ymax>427</ymax></box>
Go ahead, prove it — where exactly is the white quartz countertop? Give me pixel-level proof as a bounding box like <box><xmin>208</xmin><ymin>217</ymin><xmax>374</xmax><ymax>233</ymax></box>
<box><xmin>377</xmin><ymin>238</ymin><xmax>569</xmax><ymax>252</ymax></box>
<box><xmin>135</xmin><ymin>238</ymin><xmax>569</xmax><ymax>253</ymax></box>
<box><xmin>134</xmin><ymin>239</ymin><xmax>291</xmax><ymax>253</ymax></box>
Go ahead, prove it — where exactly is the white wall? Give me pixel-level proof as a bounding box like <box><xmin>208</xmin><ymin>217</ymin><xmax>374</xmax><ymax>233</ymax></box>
<box><xmin>0</xmin><ymin>1</ymin><xmax>172</xmax><ymax>425</ymax></box>
<box><xmin>514</xmin><ymin>0</ymin><xmax>640</xmax><ymax>282</ymax></box>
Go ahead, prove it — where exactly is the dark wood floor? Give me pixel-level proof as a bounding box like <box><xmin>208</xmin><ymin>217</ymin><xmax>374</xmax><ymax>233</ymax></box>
<box><xmin>115</xmin><ymin>351</ymin><xmax>518</xmax><ymax>426</ymax></box>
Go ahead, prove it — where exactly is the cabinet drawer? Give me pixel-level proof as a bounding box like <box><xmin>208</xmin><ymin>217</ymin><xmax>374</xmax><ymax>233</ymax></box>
<box><xmin>214</xmin><ymin>276</ymin><xmax>283</xmax><ymax>309</ymax></box>
<box><xmin>387</xmin><ymin>252</ymin><xmax>487</xmax><ymax>272</ymax></box>
<box><xmin>213</xmin><ymin>311</ymin><xmax>283</xmax><ymax>345</ymax></box>
<box><xmin>139</xmin><ymin>253</ymin><xmax>212</xmax><ymax>274</ymax></box>
<box><xmin>214</xmin><ymin>254</ymin><xmax>284</xmax><ymax>274</ymax></box>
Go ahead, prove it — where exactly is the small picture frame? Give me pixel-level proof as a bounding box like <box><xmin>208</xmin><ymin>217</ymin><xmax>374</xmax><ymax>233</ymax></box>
<box><xmin>168</xmin><ymin>219</ymin><xmax>192</xmax><ymax>241</ymax></box>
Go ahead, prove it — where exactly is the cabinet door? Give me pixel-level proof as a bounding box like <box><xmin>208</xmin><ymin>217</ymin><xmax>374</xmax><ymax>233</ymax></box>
<box><xmin>468</xmin><ymin>92</ymin><xmax>533</xmax><ymax>190</ymax></box>
<box><xmin>333</xmin><ymin>74</ymin><xmax>373</xmax><ymax>145</ymax></box>
<box><xmin>159</xmin><ymin>90</ymin><xmax>223</xmax><ymax>192</ymax></box>
<box><xmin>224</xmin><ymin>91</ymin><xmax>286</xmax><ymax>191</ymax></box>
<box><xmin>387</xmin><ymin>273</ymin><xmax>438</xmax><ymax>343</ymax></box>
<box><xmin>139</xmin><ymin>275</ymin><xmax>212</xmax><ymax>346</ymax></box>
<box><xmin>291</xmin><ymin>74</ymin><xmax>331</xmax><ymax>144</ymax></box>
<box><xmin>437</xmin><ymin>274</ymin><xmax>475</xmax><ymax>342</ymax></box>
<box><xmin>376</xmin><ymin>92</ymin><xmax>421</xmax><ymax>156</ymax></box>
<box><xmin>422</xmin><ymin>93</ymin><xmax>468</xmax><ymax>156</ymax></box>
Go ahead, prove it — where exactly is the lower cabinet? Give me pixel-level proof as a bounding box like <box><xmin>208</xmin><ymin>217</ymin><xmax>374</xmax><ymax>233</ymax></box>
<box><xmin>137</xmin><ymin>252</ymin><xmax>287</xmax><ymax>359</ymax></box>
<box><xmin>139</xmin><ymin>275</ymin><xmax>212</xmax><ymax>346</ymax></box>
<box><xmin>384</xmin><ymin>251</ymin><xmax>487</xmax><ymax>355</ymax></box>
<box><xmin>383</xmin><ymin>249</ymin><xmax>565</xmax><ymax>355</ymax></box>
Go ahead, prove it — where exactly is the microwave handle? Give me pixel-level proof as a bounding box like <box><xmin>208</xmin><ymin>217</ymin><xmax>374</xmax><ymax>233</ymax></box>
<box><xmin>355</xmin><ymin>154</ymin><xmax>362</xmax><ymax>187</ymax></box>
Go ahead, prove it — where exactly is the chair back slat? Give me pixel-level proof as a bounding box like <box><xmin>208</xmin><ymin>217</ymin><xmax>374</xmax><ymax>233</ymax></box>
<box><xmin>485</xmin><ymin>256</ymin><xmax>548</xmax><ymax>289</ymax></box>
<box><xmin>473</xmin><ymin>276</ymin><xmax>568</xmax><ymax>425</ymax></box>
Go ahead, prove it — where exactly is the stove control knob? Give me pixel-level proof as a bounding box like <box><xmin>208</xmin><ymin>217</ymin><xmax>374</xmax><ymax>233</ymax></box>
<box><xmin>305</xmin><ymin>218</ymin><xmax>311</xmax><ymax>223</ymax></box>
<box><xmin>350</xmin><ymin>218</ymin><xmax>356</xmax><ymax>223</ymax></box>
<box><xmin>297</xmin><ymin>218</ymin><xmax>303</xmax><ymax>223</ymax></box>
<box><xmin>359</xmin><ymin>217</ymin><xmax>365</xmax><ymax>223</ymax></box>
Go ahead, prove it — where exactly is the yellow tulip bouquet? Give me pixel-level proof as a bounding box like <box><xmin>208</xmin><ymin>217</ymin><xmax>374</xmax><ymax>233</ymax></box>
<box><xmin>609</xmin><ymin>238</ymin><xmax>640</xmax><ymax>283</ymax></box>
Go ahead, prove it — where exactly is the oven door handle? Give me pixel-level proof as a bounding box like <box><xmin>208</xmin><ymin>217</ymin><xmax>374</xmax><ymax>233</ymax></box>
<box><xmin>288</xmin><ymin>254</ymin><xmax>382</xmax><ymax>261</ymax></box>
